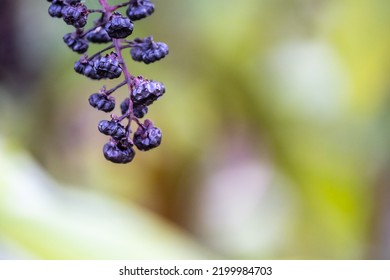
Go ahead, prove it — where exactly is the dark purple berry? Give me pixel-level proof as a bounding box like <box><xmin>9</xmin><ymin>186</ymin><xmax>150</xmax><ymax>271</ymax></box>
<box><xmin>105</xmin><ymin>12</ymin><xmax>134</xmax><ymax>39</ymax></box>
<box><xmin>126</xmin><ymin>0</ymin><xmax>155</xmax><ymax>21</ymax></box>
<box><xmin>62</xmin><ymin>3</ymin><xmax>88</xmax><ymax>28</ymax></box>
<box><xmin>94</xmin><ymin>53</ymin><xmax>122</xmax><ymax>79</ymax></box>
<box><xmin>134</xmin><ymin>105</ymin><xmax>148</xmax><ymax>118</ymax></box>
<box><xmin>98</xmin><ymin>120</ymin><xmax>126</xmax><ymax>139</ymax></box>
<box><xmin>86</xmin><ymin>27</ymin><xmax>112</xmax><ymax>43</ymax></box>
<box><xmin>120</xmin><ymin>98</ymin><xmax>130</xmax><ymax>115</ymax></box>
<box><xmin>103</xmin><ymin>140</ymin><xmax>135</xmax><ymax>164</ymax></box>
<box><xmin>132</xmin><ymin>79</ymin><xmax>165</xmax><ymax>106</ymax></box>
<box><xmin>63</xmin><ymin>33</ymin><xmax>89</xmax><ymax>54</ymax></box>
<box><xmin>120</xmin><ymin>98</ymin><xmax>149</xmax><ymax>118</ymax></box>
<box><xmin>133</xmin><ymin>119</ymin><xmax>162</xmax><ymax>151</ymax></box>
<box><xmin>74</xmin><ymin>56</ymin><xmax>103</xmax><ymax>80</ymax></box>
<box><xmin>89</xmin><ymin>93</ymin><xmax>115</xmax><ymax>112</ymax></box>
<box><xmin>130</xmin><ymin>36</ymin><xmax>169</xmax><ymax>64</ymax></box>
<box><xmin>48</xmin><ymin>3</ymin><xmax>64</xmax><ymax>18</ymax></box>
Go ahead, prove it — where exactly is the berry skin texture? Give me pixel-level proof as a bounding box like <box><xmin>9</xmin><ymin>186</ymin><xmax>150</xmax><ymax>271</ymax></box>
<box><xmin>133</xmin><ymin>119</ymin><xmax>162</xmax><ymax>151</ymax></box>
<box><xmin>120</xmin><ymin>98</ymin><xmax>149</xmax><ymax>118</ymax></box>
<box><xmin>63</xmin><ymin>33</ymin><xmax>89</xmax><ymax>54</ymax></box>
<box><xmin>62</xmin><ymin>3</ymin><xmax>88</xmax><ymax>28</ymax></box>
<box><xmin>89</xmin><ymin>93</ymin><xmax>115</xmax><ymax>112</ymax></box>
<box><xmin>74</xmin><ymin>56</ymin><xmax>103</xmax><ymax>80</ymax></box>
<box><xmin>105</xmin><ymin>12</ymin><xmax>134</xmax><ymax>39</ymax></box>
<box><xmin>48</xmin><ymin>3</ymin><xmax>64</xmax><ymax>18</ymax></box>
<box><xmin>133</xmin><ymin>104</ymin><xmax>148</xmax><ymax>118</ymax></box>
<box><xmin>132</xmin><ymin>79</ymin><xmax>165</xmax><ymax>106</ymax></box>
<box><xmin>86</xmin><ymin>27</ymin><xmax>112</xmax><ymax>43</ymax></box>
<box><xmin>120</xmin><ymin>98</ymin><xmax>130</xmax><ymax>115</ymax></box>
<box><xmin>94</xmin><ymin>53</ymin><xmax>122</xmax><ymax>79</ymax></box>
<box><xmin>98</xmin><ymin>120</ymin><xmax>127</xmax><ymax>140</ymax></box>
<box><xmin>130</xmin><ymin>36</ymin><xmax>169</xmax><ymax>64</ymax></box>
<box><xmin>126</xmin><ymin>0</ymin><xmax>155</xmax><ymax>21</ymax></box>
<box><xmin>103</xmin><ymin>141</ymin><xmax>135</xmax><ymax>164</ymax></box>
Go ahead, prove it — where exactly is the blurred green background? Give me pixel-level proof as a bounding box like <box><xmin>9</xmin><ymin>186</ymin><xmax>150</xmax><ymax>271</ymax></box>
<box><xmin>0</xmin><ymin>0</ymin><xmax>390</xmax><ymax>259</ymax></box>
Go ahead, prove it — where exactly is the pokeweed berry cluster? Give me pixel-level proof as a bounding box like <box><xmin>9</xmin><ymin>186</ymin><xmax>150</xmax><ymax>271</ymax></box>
<box><xmin>47</xmin><ymin>0</ymin><xmax>169</xmax><ymax>164</ymax></box>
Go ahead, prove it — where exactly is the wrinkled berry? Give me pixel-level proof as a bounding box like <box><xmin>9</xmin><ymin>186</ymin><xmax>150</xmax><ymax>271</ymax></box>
<box><xmin>86</xmin><ymin>27</ymin><xmax>112</xmax><ymax>43</ymax></box>
<box><xmin>120</xmin><ymin>98</ymin><xmax>130</xmax><ymax>115</ymax></box>
<box><xmin>133</xmin><ymin>105</ymin><xmax>148</xmax><ymax>118</ymax></box>
<box><xmin>63</xmin><ymin>33</ymin><xmax>89</xmax><ymax>54</ymax></box>
<box><xmin>126</xmin><ymin>0</ymin><xmax>155</xmax><ymax>21</ymax></box>
<box><xmin>94</xmin><ymin>53</ymin><xmax>122</xmax><ymax>79</ymax></box>
<box><xmin>105</xmin><ymin>12</ymin><xmax>134</xmax><ymax>39</ymax></box>
<box><xmin>103</xmin><ymin>140</ymin><xmax>135</xmax><ymax>164</ymax></box>
<box><xmin>130</xmin><ymin>36</ymin><xmax>169</xmax><ymax>64</ymax></box>
<box><xmin>62</xmin><ymin>3</ymin><xmax>88</xmax><ymax>28</ymax></box>
<box><xmin>133</xmin><ymin>119</ymin><xmax>162</xmax><ymax>151</ymax></box>
<box><xmin>74</xmin><ymin>56</ymin><xmax>103</xmax><ymax>80</ymax></box>
<box><xmin>89</xmin><ymin>93</ymin><xmax>115</xmax><ymax>112</ymax></box>
<box><xmin>98</xmin><ymin>120</ymin><xmax>126</xmax><ymax>139</ymax></box>
<box><xmin>120</xmin><ymin>98</ymin><xmax>149</xmax><ymax>118</ymax></box>
<box><xmin>48</xmin><ymin>2</ymin><xmax>64</xmax><ymax>18</ymax></box>
<box><xmin>132</xmin><ymin>79</ymin><xmax>165</xmax><ymax>106</ymax></box>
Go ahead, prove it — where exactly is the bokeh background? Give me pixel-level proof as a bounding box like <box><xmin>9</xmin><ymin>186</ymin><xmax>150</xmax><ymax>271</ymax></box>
<box><xmin>0</xmin><ymin>0</ymin><xmax>390</xmax><ymax>259</ymax></box>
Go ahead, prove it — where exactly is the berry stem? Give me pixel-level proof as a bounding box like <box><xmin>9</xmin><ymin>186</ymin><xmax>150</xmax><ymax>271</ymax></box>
<box><xmin>99</xmin><ymin>0</ymin><xmax>112</xmax><ymax>12</ymax></box>
<box><xmin>113</xmin><ymin>38</ymin><xmax>135</xmax><ymax>118</ymax></box>
<box><xmin>99</xmin><ymin>0</ymin><xmax>128</xmax><ymax>13</ymax></box>
<box><xmin>87</xmin><ymin>9</ymin><xmax>104</xmax><ymax>13</ymax></box>
<box><xmin>89</xmin><ymin>44</ymin><xmax>115</xmax><ymax>60</ymax></box>
<box><xmin>105</xmin><ymin>80</ymin><xmax>127</xmax><ymax>95</ymax></box>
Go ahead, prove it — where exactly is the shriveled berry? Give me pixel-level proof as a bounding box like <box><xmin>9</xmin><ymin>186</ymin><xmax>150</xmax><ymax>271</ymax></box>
<box><xmin>120</xmin><ymin>98</ymin><xmax>130</xmax><ymax>115</ymax></box>
<box><xmin>120</xmin><ymin>98</ymin><xmax>149</xmax><ymax>118</ymax></box>
<box><xmin>94</xmin><ymin>53</ymin><xmax>122</xmax><ymax>79</ymax></box>
<box><xmin>74</xmin><ymin>56</ymin><xmax>103</xmax><ymax>80</ymax></box>
<box><xmin>98</xmin><ymin>120</ymin><xmax>126</xmax><ymax>139</ymax></box>
<box><xmin>48</xmin><ymin>2</ymin><xmax>64</xmax><ymax>18</ymax></box>
<box><xmin>132</xmin><ymin>79</ymin><xmax>165</xmax><ymax>106</ymax></box>
<box><xmin>130</xmin><ymin>36</ymin><xmax>169</xmax><ymax>64</ymax></box>
<box><xmin>63</xmin><ymin>33</ymin><xmax>89</xmax><ymax>53</ymax></box>
<box><xmin>103</xmin><ymin>140</ymin><xmax>135</xmax><ymax>164</ymax></box>
<box><xmin>105</xmin><ymin>12</ymin><xmax>134</xmax><ymax>39</ymax></box>
<box><xmin>126</xmin><ymin>0</ymin><xmax>155</xmax><ymax>21</ymax></box>
<box><xmin>62</xmin><ymin>3</ymin><xmax>88</xmax><ymax>28</ymax></box>
<box><xmin>133</xmin><ymin>119</ymin><xmax>162</xmax><ymax>151</ymax></box>
<box><xmin>89</xmin><ymin>93</ymin><xmax>115</xmax><ymax>112</ymax></box>
<box><xmin>86</xmin><ymin>27</ymin><xmax>112</xmax><ymax>43</ymax></box>
<box><xmin>134</xmin><ymin>105</ymin><xmax>148</xmax><ymax>118</ymax></box>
